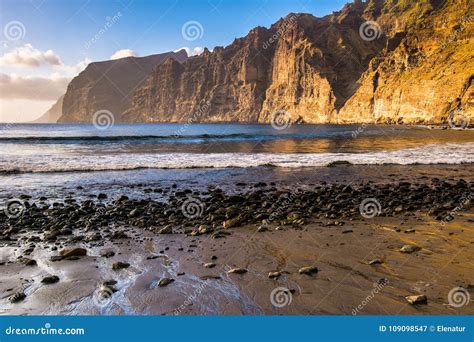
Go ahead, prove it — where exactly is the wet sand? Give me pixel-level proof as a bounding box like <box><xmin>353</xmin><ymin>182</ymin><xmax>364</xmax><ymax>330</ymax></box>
<box><xmin>0</xmin><ymin>164</ymin><xmax>473</xmax><ymax>315</ymax></box>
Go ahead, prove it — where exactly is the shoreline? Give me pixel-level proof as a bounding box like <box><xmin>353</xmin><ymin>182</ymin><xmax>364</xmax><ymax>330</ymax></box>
<box><xmin>0</xmin><ymin>164</ymin><xmax>473</xmax><ymax>315</ymax></box>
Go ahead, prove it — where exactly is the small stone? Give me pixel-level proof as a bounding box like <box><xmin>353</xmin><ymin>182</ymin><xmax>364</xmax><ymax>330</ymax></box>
<box><xmin>41</xmin><ymin>275</ymin><xmax>60</xmax><ymax>284</ymax></box>
<box><xmin>158</xmin><ymin>278</ymin><xmax>174</xmax><ymax>287</ymax></box>
<box><xmin>100</xmin><ymin>250</ymin><xmax>115</xmax><ymax>258</ymax></box>
<box><xmin>204</xmin><ymin>263</ymin><xmax>216</xmax><ymax>268</ymax></box>
<box><xmin>9</xmin><ymin>292</ymin><xmax>26</xmax><ymax>303</ymax></box>
<box><xmin>112</xmin><ymin>262</ymin><xmax>130</xmax><ymax>270</ymax></box>
<box><xmin>368</xmin><ymin>259</ymin><xmax>383</xmax><ymax>265</ymax></box>
<box><xmin>257</xmin><ymin>225</ymin><xmax>268</xmax><ymax>232</ymax></box>
<box><xmin>405</xmin><ymin>294</ymin><xmax>427</xmax><ymax>305</ymax></box>
<box><xmin>400</xmin><ymin>245</ymin><xmax>421</xmax><ymax>253</ymax></box>
<box><xmin>268</xmin><ymin>271</ymin><xmax>281</xmax><ymax>279</ymax></box>
<box><xmin>223</xmin><ymin>218</ymin><xmax>240</xmax><ymax>229</ymax></box>
<box><xmin>158</xmin><ymin>226</ymin><xmax>173</xmax><ymax>234</ymax></box>
<box><xmin>19</xmin><ymin>257</ymin><xmax>37</xmax><ymax>266</ymax></box>
<box><xmin>227</xmin><ymin>267</ymin><xmax>247</xmax><ymax>274</ymax></box>
<box><xmin>342</xmin><ymin>229</ymin><xmax>353</xmax><ymax>234</ymax></box>
<box><xmin>298</xmin><ymin>266</ymin><xmax>319</xmax><ymax>275</ymax></box>
<box><xmin>59</xmin><ymin>248</ymin><xmax>87</xmax><ymax>258</ymax></box>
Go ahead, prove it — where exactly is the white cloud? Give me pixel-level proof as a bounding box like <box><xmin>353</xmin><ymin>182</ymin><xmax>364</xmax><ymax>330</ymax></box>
<box><xmin>175</xmin><ymin>47</ymin><xmax>204</xmax><ymax>57</ymax></box>
<box><xmin>110</xmin><ymin>49</ymin><xmax>138</xmax><ymax>60</ymax></box>
<box><xmin>0</xmin><ymin>73</ymin><xmax>70</xmax><ymax>101</ymax></box>
<box><xmin>54</xmin><ymin>58</ymin><xmax>92</xmax><ymax>77</ymax></box>
<box><xmin>0</xmin><ymin>44</ymin><xmax>62</xmax><ymax>68</ymax></box>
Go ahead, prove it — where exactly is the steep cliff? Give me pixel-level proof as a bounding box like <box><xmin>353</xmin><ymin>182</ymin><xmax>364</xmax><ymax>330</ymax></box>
<box><xmin>337</xmin><ymin>0</ymin><xmax>474</xmax><ymax>124</ymax></box>
<box><xmin>32</xmin><ymin>95</ymin><xmax>64</xmax><ymax>123</ymax></box>
<box><xmin>58</xmin><ymin>50</ymin><xmax>188</xmax><ymax>123</ymax></box>
<box><xmin>123</xmin><ymin>0</ymin><xmax>472</xmax><ymax>124</ymax></box>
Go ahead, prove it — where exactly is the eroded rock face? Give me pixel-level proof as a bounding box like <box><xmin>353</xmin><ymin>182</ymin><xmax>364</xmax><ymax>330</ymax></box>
<box><xmin>337</xmin><ymin>0</ymin><xmax>474</xmax><ymax>124</ymax></box>
<box><xmin>62</xmin><ymin>0</ymin><xmax>473</xmax><ymax>125</ymax></box>
<box><xmin>123</xmin><ymin>0</ymin><xmax>472</xmax><ymax>124</ymax></box>
<box><xmin>58</xmin><ymin>50</ymin><xmax>188</xmax><ymax>123</ymax></box>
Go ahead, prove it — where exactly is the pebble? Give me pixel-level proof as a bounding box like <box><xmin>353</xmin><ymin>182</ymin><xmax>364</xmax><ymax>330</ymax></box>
<box><xmin>100</xmin><ymin>250</ymin><xmax>115</xmax><ymax>258</ymax></box>
<box><xmin>112</xmin><ymin>262</ymin><xmax>130</xmax><ymax>270</ymax></box>
<box><xmin>298</xmin><ymin>266</ymin><xmax>319</xmax><ymax>275</ymax></box>
<box><xmin>400</xmin><ymin>245</ymin><xmax>421</xmax><ymax>253</ymax></box>
<box><xmin>59</xmin><ymin>248</ymin><xmax>87</xmax><ymax>258</ymax></box>
<box><xmin>9</xmin><ymin>292</ymin><xmax>26</xmax><ymax>303</ymax></box>
<box><xmin>405</xmin><ymin>294</ymin><xmax>427</xmax><ymax>304</ymax></box>
<box><xmin>204</xmin><ymin>263</ymin><xmax>216</xmax><ymax>268</ymax></box>
<box><xmin>41</xmin><ymin>275</ymin><xmax>60</xmax><ymax>284</ymax></box>
<box><xmin>227</xmin><ymin>267</ymin><xmax>247</xmax><ymax>274</ymax></box>
<box><xmin>158</xmin><ymin>278</ymin><xmax>174</xmax><ymax>287</ymax></box>
<box><xmin>368</xmin><ymin>259</ymin><xmax>383</xmax><ymax>265</ymax></box>
<box><xmin>268</xmin><ymin>271</ymin><xmax>281</xmax><ymax>279</ymax></box>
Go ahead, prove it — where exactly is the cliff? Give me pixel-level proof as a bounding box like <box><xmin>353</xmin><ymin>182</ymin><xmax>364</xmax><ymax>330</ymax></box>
<box><xmin>32</xmin><ymin>95</ymin><xmax>64</xmax><ymax>123</ymax></box>
<box><xmin>123</xmin><ymin>0</ymin><xmax>472</xmax><ymax>125</ymax></box>
<box><xmin>61</xmin><ymin>0</ymin><xmax>473</xmax><ymax>125</ymax></box>
<box><xmin>58</xmin><ymin>50</ymin><xmax>188</xmax><ymax>123</ymax></box>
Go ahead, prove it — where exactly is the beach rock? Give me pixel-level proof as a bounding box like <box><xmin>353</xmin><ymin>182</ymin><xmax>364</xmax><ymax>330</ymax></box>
<box><xmin>368</xmin><ymin>259</ymin><xmax>383</xmax><ymax>265</ymax></box>
<box><xmin>223</xmin><ymin>218</ymin><xmax>240</xmax><ymax>229</ymax></box>
<box><xmin>112</xmin><ymin>262</ymin><xmax>130</xmax><ymax>270</ymax></box>
<box><xmin>158</xmin><ymin>278</ymin><xmax>174</xmax><ymax>287</ymax></box>
<box><xmin>227</xmin><ymin>268</ymin><xmax>247</xmax><ymax>274</ymax></box>
<box><xmin>268</xmin><ymin>271</ymin><xmax>281</xmax><ymax>279</ymax></box>
<box><xmin>158</xmin><ymin>226</ymin><xmax>173</xmax><ymax>234</ymax></box>
<box><xmin>50</xmin><ymin>256</ymin><xmax>64</xmax><ymax>262</ymax></box>
<box><xmin>298</xmin><ymin>266</ymin><xmax>319</xmax><ymax>275</ymax></box>
<box><xmin>400</xmin><ymin>245</ymin><xmax>421</xmax><ymax>254</ymax></box>
<box><xmin>405</xmin><ymin>295</ymin><xmax>427</xmax><ymax>305</ymax></box>
<box><xmin>19</xmin><ymin>257</ymin><xmax>37</xmax><ymax>266</ymax></box>
<box><xmin>41</xmin><ymin>275</ymin><xmax>60</xmax><ymax>284</ymax></box>
<box><xmin>204</xmin><ymin>263</ymin><xmax>216</xmax><ymax>268</ymax></box>
<box><xmin>100</xmin><ymin>250</ymin><xmax>115</xmax><ymax>258</ymax></box>
<box><xmin>59</xmin><ymin>248</ymin><xmax>87</xmax><ymax>258</ymax></box>
<box><xmin>9</xmin><ymin>292</ymin><xmax>26</xmax><ymax>303</ymax></box>
<box><xmin>327</xmin><ymin>161</ymin><xmax>352</xmax><ymax>167</ymax></box>
<box><xmin>257</xmin><ymin>225</ymin><xmax>268</xmax><ymax>232</ymax></box>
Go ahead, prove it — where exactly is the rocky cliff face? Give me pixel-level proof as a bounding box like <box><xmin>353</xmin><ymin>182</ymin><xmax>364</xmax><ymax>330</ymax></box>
<box><xmin>58</xmin><ymin>50</ymin><xmax>187</xmax><ymax>123</ymax></box>
<box><xmin>123</xmin><ymin>0</ymin><xmax>473</xmax><ymax>125</ymax></box>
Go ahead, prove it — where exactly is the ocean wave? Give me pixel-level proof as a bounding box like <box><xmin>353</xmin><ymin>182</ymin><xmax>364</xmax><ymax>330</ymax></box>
<box><xmin>1</xmin><ymin>143</ymin><xmax>472</xmax><ymax>174</ymax></box>
<box><xmin>0</xmin><ymin>133</ymin><xmax>324</xmax><ymax>143</ymax></box>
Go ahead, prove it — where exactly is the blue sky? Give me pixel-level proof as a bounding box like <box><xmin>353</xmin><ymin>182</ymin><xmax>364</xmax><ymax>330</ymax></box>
<box><xmin>0</xmin><ymin>0</ymin><xmax>349</xmax><ymax>122</ymax></box>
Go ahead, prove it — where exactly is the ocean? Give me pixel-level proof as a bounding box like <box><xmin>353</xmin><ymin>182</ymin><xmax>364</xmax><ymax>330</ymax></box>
<box><xmin>1</xmin><ymin>123</ymin><xmax>473</xmax><ymax>200</ymax></box>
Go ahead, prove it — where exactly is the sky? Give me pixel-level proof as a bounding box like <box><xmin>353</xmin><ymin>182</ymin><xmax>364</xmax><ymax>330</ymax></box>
<box><xmin>0</xmin><ymin>0</ymin><xmax>349</xmax><ymax>122</ymax></box>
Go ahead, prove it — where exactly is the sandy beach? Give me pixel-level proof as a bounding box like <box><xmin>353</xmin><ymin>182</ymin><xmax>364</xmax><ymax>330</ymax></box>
<box><xmin>1</xmin><ymin>164</ymin><xmax>472</xmax><ymax>315</ymax></box>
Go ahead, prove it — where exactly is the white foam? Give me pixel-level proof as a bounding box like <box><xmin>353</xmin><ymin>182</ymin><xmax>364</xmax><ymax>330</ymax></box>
<box><xmin>1</xmin><ymin>143</ymin><xmax>473</xmax><ymax>173</ymax></box>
